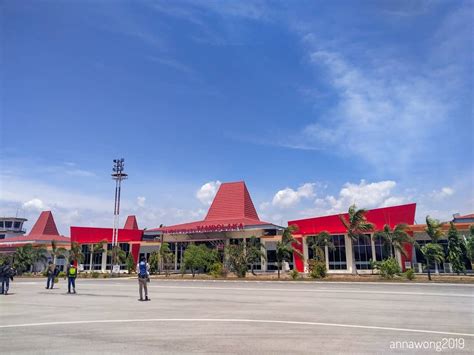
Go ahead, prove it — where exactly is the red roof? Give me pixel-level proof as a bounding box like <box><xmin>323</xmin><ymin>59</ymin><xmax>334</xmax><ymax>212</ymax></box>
<box><xmin>124</xmin><ymin>215</ymin><xmax>139</xmax><ymax>230</ymax></box>
<box><xmin>289</xmin><ymin>203</ymin><xmax>417</xmax><ymax>235</ymax></box>
<box><xmin>29</xmin><ymin>211</ymin><xmax>60</xmax><ymax>236</ymax></box>
<box><xmin>0</xmin><ymin>234</ymin><xmax>70</xmax><ymax>245</ymax></box>
<box><xmin>205</xmin><ymin>181</ymin><xmax>260</xmax><ymax>221</ymax></box>
<box><xmin>455</xmin><ymin>213</ymin><xmax>474</xmax><ymax>219</ymax></box>
<box><xmin>150</xmin><ymin>181</ymin><xmax>272</xmax><ymax>233</ymax></box>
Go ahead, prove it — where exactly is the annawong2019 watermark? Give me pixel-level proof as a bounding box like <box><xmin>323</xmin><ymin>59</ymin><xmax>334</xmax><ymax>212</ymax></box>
<box><xmin>390</xmin><ymin>338</ymin><xmax>465</xmax><ymax>352</ymax></box>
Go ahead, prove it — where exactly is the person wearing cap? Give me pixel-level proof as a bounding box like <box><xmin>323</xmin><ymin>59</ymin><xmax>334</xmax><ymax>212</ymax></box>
<box><xmin>67</xmin><ymin>262</ymin><xmax>78</xmax><ymax>294</ymax></box>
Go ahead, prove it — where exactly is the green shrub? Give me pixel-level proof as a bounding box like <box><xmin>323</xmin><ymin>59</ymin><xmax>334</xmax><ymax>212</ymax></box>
<box><xmin>102</xmin><ymin>273</ymin><xmax>109</xmax><ymax>278</ymax></box>
<box><xmin>375</xmin><ymin>257</ymin><xmax>401</xmax><ymax>279</ymax></box>
<box><xmin>289</xmin><ymin>269</ymin><xmax>300</xmax><ymax>280</ymax></box>
<box><xmin>209</xmin><ymin>262</ymin><xmax>226</xmax><ymax>278</ymax></box>
<box><xmin>91</xmin><ymin>272</ymin><xmax>100</xmax><ymax>278</ymax></box>
<box><xmin>81</xmin><ymin>272</ymin><xmax>89</xmax><ymax>278</ymax></box>
<box><xmin>404</xmin><ymin>268</ymin><xmax>415</xmax><ymax>280</ymax></box>
<box><xmin>58</xmin><ymin>271</ymin><xmax>66</xmax><ymax>278</ymax></box>
<box><xmin>308</xmin><ymin>260</ymin><xmax>327</xmax><ymax>279</ymax></box>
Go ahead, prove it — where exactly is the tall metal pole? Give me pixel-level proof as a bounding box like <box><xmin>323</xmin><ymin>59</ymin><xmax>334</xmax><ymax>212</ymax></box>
<box><xmin>111</xmin><ymin>158</ymin><xmax>127</xmax><ymax>273</ymax></box>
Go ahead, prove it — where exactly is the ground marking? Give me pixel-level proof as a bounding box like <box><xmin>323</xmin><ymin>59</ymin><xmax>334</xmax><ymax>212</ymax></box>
<box><xmin>51</xmin><ymin>283</ymin><xmax>473</xmax><ymax>298</ymax></box>
<box><xmin>0</xmin><ymin>318</ymin><xmax>472</xmax><ymax>338</ymax></box>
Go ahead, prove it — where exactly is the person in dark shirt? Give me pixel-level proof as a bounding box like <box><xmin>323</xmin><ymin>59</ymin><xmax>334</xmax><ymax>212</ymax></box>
<box><xmin>1</xmin><ymin>263</ymin><xmax>16</xmax><ymax>295</ymax></box>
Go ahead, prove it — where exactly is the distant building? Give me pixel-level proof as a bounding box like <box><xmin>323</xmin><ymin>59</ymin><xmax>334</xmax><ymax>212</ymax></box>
<box><xmin>0</xmin><ymin>217</ymin><xmax>27</xmax><ymax>240</ymax></box>
<box><xmin>71</xmin><ymin>181</ymin><xmax>283</xmax><ymax>272</ymax></box>
<box><xmin>452</xmin><ymin>213</ymin><xmax>474</xmax><ymax>224</ymax></box>
<box><xmin>409</xmin><ymin>214</ymin><xmax>473</xmax><ymax>274</ymax></box>
<box><xmin>70</xmin><ymin>215</ymin><xmax>143</xmax><ymax>272</ymax></box>
<box><xmin>0</xmin><ymin>211</ymin><xmax>70</xmax><ymax>271</ymax></box>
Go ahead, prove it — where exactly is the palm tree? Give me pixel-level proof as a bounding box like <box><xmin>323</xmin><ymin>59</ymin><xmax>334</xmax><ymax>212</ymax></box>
<box><xmin>32</xmin><ymin>246</ymin><xmax>48</xmax><ymax>273</ymax></box>
<box><xmin>421</xmin><ymin>243</ymin><xmax>445</xmax><ymax>281</ymax></box>
<box><xmin>159</xmin><ymin>242</ymin><xmax>174</xmax><ymax>276</ymax></box>
<box><xmin>276</xmin><ymin>225</ymin><xmax>303</xmax><ymax>279</ymax></box>
<box><xmin>425</xmin><ymin>216</ymin><xmax>445</xmax><ymax>243</ymax></box>
<box><xmin>307</xmin><ymin>231</ymin><xmax>335</xmax><ymax>262</ymax></box>
<box><xmin>246</xmin><ymin>236</ymin><xmax>266</xmax><ymax>276</ymax></box>
<box><xmin>89</xmin><ymin>240</ymin><xmax>106</xmax><ymax>271</ymax></box>
<box><xmin>107</xmin><ymin>245</ymin><xmax>127</xmax><ymax>268</ymax></box>
<box><xmin>339</xmin><ymin>204</ymin><xmax>375</xmax><ymax>275</ymax></box>
<box><xmin>466</xmin><ymin>226</ymin><xmax>474</xmax><ymax>268</ymax></box>
<box><xmin>425</xmin><ymin>216</ymin><xmax>445</xmax><ymax>273</ymax></box>
<box><xmin>13</xmin><ymin>244</ymin><xmax>35</xmax><ymax>274</ymax></box>
<box><xmin>69</xmin><ymin>242</ymin><xmax>84</xmax><ymax>264</ymax></box>
<box><xmin>50</xmin><ymin>240</ymin><xmax>68</xmax><ymax>264</ymax></box>
<box><xmin>446</xmin><ymin>222</ymin><xmax>466</xmax><ymax>275</ymax></box>
<box><xmin>373</xmin><ymin>224</ymin><xmax>414</xmax><ymax>262</ymax></box>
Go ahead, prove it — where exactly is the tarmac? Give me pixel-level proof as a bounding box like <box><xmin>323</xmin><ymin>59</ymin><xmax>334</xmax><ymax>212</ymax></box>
<box><xmin>1</xmin><ymin>278</ymin><xmax>473</xmax><ymax>354</ymax></box>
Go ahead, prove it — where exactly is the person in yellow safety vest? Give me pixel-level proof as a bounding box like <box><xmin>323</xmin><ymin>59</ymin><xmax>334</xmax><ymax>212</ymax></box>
<box><xmin>67</xmin><ymin>263</ymin><xmax>77</xmax><ymax>294</ymax></box>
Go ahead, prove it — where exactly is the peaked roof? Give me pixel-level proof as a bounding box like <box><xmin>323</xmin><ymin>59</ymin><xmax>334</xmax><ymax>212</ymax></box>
<box><xmin>123</xmin><ymin>215</ymin><xmax>139</xmax><ymax>230</ymax></box>
<box><xmin>29</xmin><ymin>211</ymin><xmax>60</xmax><ymax>236</ymax></box>
<box><xmin>205</xmin><ymin>181</ymin><xmax>260</xmax><ymax>221</ymax></box>
<box><xmin>149</xmin><ymin>181</ymin><xmax>273</xmax><ymax>233</ymax></box>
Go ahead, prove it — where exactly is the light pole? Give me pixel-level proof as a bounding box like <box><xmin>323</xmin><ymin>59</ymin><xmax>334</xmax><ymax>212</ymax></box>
<box><xmin>112</xmin><ymin>158</ymin><xmax>127</xmax><ymax>274</ymax></box>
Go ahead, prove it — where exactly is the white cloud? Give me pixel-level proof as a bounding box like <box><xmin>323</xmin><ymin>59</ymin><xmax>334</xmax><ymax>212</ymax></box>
<box><xmin>137</xmin><ymin>196</ymin><xmax>146</xmax><ymax>207</ymax></box>
<box><xmin>196</xmin><ymin>180</ymin><xmax>221</xmax><ymax>205</ymax></box>
<box><xmin>293</xmin><ymin>50</ymin><xmax>449</xmax><ymax>170</ymax></box>
<box><xmin>22</xmin><ymin>198</ymin><xmax>48</xmax><ymax>211</ymax></box>
<box><xmin>302</xmin><ymin>180</ymin><xmax>401</xmax><ymax>216</ymax></box>
<box><xmin>430</xmin><ymin>187</ymin><xmax>455</xmax><ymax>200</ymax></box>
<box><xmin>272</xmin><ymin>183</ymin><xmax>316</xmax><ymax>208</ymax></box>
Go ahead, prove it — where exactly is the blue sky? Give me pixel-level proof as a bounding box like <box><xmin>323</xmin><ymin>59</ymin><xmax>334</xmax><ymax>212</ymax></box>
<box><xmin>1</xmin><ymin>0</ymin><xmax>473</xmax><ymax>234</ymax></box>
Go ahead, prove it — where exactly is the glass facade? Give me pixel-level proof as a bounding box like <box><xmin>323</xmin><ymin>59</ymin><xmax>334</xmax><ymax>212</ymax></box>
<box><xmin>374</xmin><ymin>235</ymin><xmax>391</xmax><ymax>261</ymax></box>
<box><xmin>106</xmin><ymin>243</ymin><xmax>130</xmax><ymax>270</ymax></box>
<box><xmin>82</xmin><ymin>245</ymin><xmax>91</xmax><ymax>269</ymax></box>
<box><xmin>328</xmin><ymin>235</ymin><xmax>347</xmax><ymax>270</ymax></box>
<box><xmin>353</xmin><ymin>234</ymin><xmax>373</xmax><ymax>270</ymax></box>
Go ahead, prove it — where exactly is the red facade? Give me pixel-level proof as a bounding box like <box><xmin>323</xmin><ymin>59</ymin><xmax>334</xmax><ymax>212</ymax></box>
<box><xmin>288</xmin><ymin>204</ymin><xmax>417</xmax><ymax>272</ymax></box>
<box><xmin>70</xmin><ymin>224</ymin><xmax>143</xmax><ymax>263</ymax></box>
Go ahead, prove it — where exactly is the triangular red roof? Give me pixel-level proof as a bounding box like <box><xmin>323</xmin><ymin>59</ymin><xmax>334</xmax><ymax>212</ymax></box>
<box><xmin>149</xmin><ymin>181</ymin><xmax>273</xmax><ymax>233</ymax></box>
<box><xmin>29</xmin><ymin>211</ymin><xmax>60</xmax><ymax>236</ymax></box>
<box><xmin>123</xmin><ymin>215</ymin><xmax>139</xmax><ymax>230</ymax></box>
<box><xmin>205</xmin><ymin>181</ymin><xmax>260</xmax><ymax>221</ymax></box>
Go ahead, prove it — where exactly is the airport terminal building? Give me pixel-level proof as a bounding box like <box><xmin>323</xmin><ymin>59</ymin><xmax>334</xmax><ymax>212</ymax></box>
<box><xmin>62</xmin><ymin>181</ymin><xmax>473</xmax><ymax>274</ymax></box>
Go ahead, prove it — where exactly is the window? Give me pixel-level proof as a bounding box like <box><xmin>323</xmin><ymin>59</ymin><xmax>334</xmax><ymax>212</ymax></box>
<box><xmin>0</xmin><ymin>234</ymin><xmax>5</xmax><ymax>240</ymax></box>
<box><xmin>82</xmin><ymin>245</ymin><xmax>91</xmax><ymax>269</ymax></box>
<box><xmin>14</xmin><ymin>221</ymin><xmax>21</xmax><ymax>229</ymax></box>
<box><xmin>374</xmin><ymin>236</ymin><xmax>391</xmax><ymax>261</ymax></box>
<box><xmin>5</xmin><ymin>221</ymin><xmax>12</xmax><ymax>229</ymax></box>
<box><xmin>308</xmin><ymin>239</ymin><xmax>326</xmax><ymax>261</ymax></box>
<box><xmin>266</xmin><ymin>250</ymin><xmax>277</xmax><ymax>263</ymax></box>
<box><xmin>328</xmin><ymin>235</ymin><xmax>347</xmax><ymax>270</ymax></box>
<box><xmin>0</xmin><ymin>221</ymin><xmax>4</xmax><ymax>228</ymax></box>
<box><xmin>353</xmin><ymin>234</ymin><xmax>373</xmax><ymax>270</ymax></box>
<box><xmin>93</xmin><ymin>252</ymin><xmax>103</xmax><ymax>270</ymax></box>
<box><xmin>415</xmin><ymin>240</ymin><xmax>448</xmax><ymax>272</ymax></box>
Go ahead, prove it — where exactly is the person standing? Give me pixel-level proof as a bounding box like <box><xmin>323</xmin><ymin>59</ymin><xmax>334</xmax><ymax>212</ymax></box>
<box><xmin>1</xmin><ymin>263</ymin><xmax>15</xmax><ymax>295</ymax></box>
<box><xmin>67</xmin><ymin>263</ymin><xmax>77</xmax><ymax>294</ymax></box>
<box><xmin>137</xmin><ymin>257</ymin><xmax>150</xmax><ymax>301</ymax></box>
<box><xmin>46</xmin><ymin>261</ymin><xmax>56</xmax><ymax>289</ymax></box>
